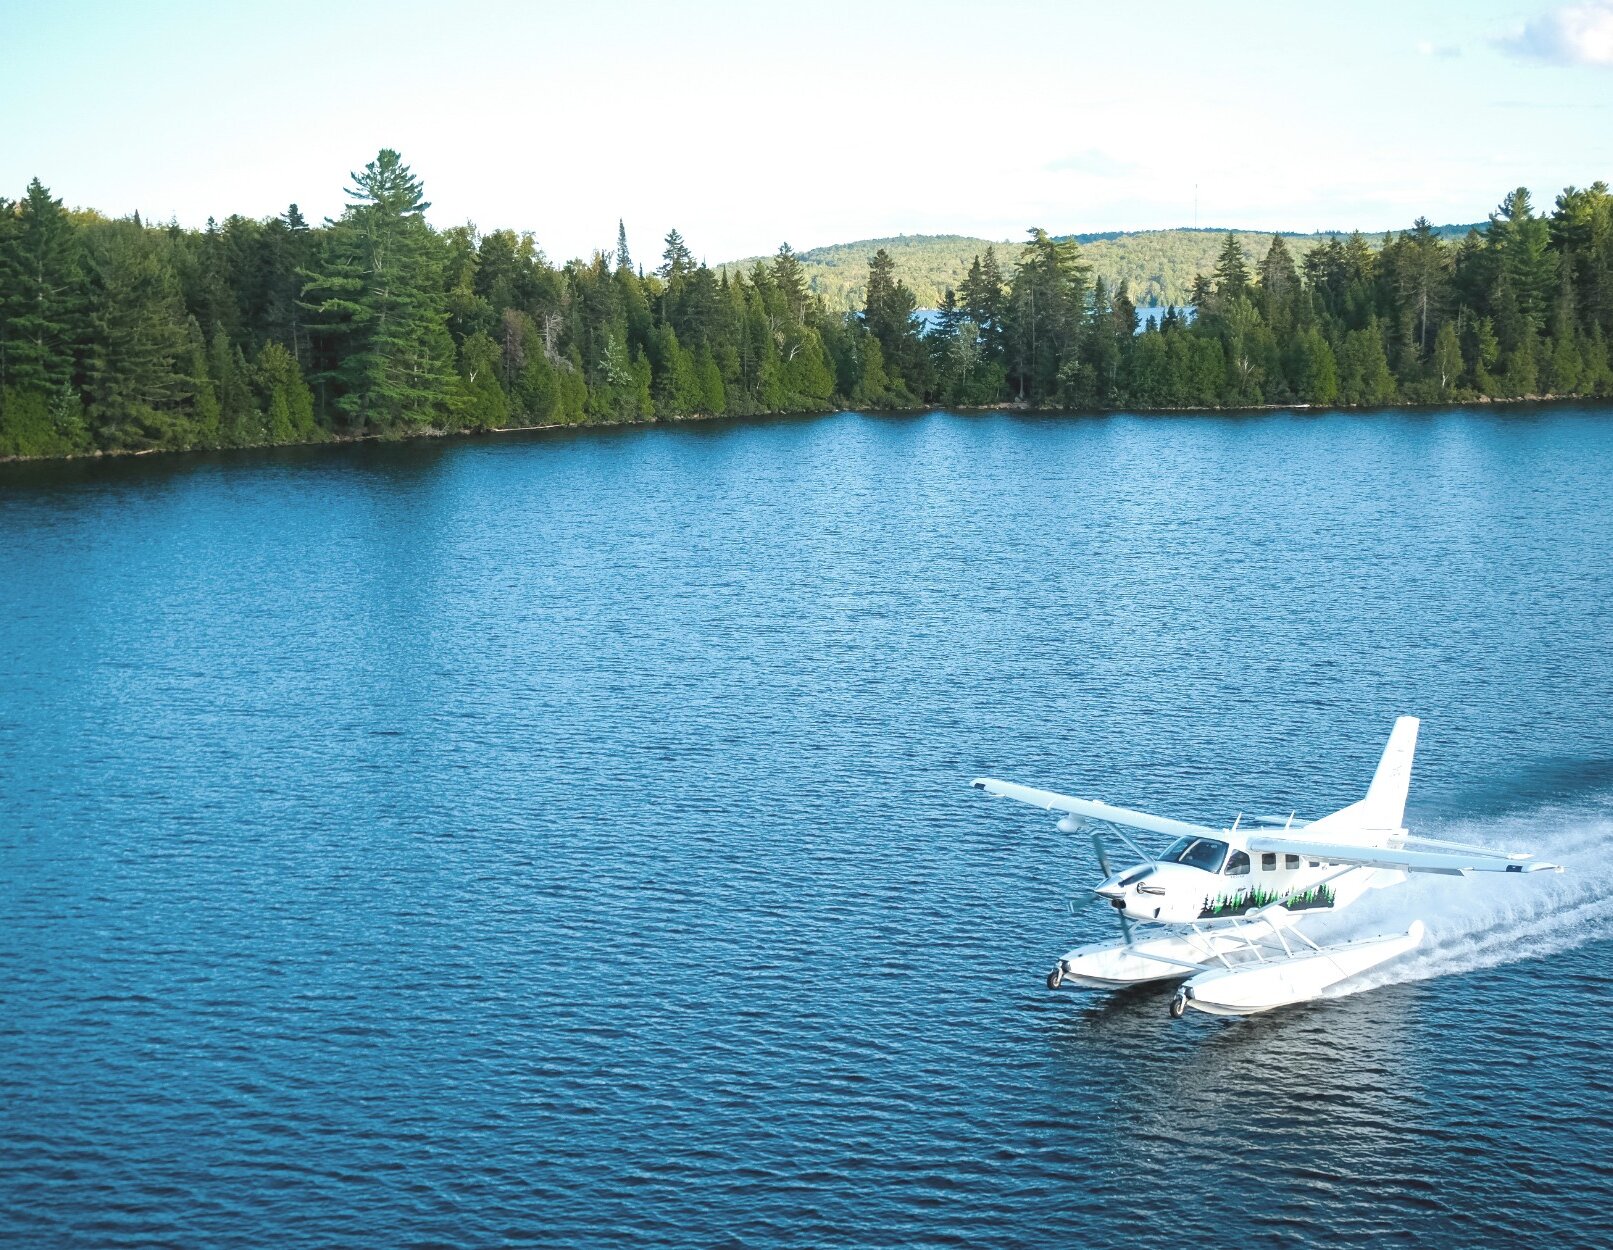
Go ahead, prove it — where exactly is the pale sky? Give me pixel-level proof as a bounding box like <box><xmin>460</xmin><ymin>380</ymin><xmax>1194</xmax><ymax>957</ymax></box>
<box><xmin>1</xmin><ymin>0</ymin><xmax>1609</xmax><ymax>263</ymax></box>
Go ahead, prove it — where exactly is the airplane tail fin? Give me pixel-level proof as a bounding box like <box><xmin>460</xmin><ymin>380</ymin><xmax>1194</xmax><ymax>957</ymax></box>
<box><xmin>1361</xmin><ymin>715</ymin><xmax>1419</xmax><ymax>833</ymax></box>
<box><xmin>1305</xmin><ymin>716</ymin><xmax>1419</xmax><ymax>843</ymax></box>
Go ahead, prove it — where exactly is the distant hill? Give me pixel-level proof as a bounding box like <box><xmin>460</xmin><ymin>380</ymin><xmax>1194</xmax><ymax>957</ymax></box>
<box><xmin>720</xmin><ymin>223</ymin><xmax>1484</xmax><ymax>311</ymax></box>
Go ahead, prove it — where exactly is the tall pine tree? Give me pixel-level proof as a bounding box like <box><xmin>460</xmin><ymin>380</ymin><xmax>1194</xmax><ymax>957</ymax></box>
<box><xmin>301</xmin><ymin>149</ymin><xmax>454</xmax><ymax>432</ymax></box>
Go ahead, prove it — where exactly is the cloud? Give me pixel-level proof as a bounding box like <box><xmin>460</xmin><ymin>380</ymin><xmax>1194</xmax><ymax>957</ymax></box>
<box><xmin>1044</xmin><ymin>149</ymin><xmax>1138</xmax><ymax>178</ymax></box>
<box><xmin>1415</xmin><ymin>40</ymin><xmax>1462</xmax><ymax>59</ymax></box>
<box><xmin>1498</xmin><ymin>2</ymin><xmax>1613</xmax><ymax>65</ymax></box>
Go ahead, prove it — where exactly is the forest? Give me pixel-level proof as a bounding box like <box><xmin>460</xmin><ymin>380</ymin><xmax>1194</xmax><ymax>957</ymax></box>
<box><xmin>718</xmin><ymin>223</ymin><xmax>1484</xmax><ymax>312</ymax></box>
<box><xmin>0</xmin><ymin>149</ymin><xmax>1610</xmax><ymax>460</ymax></box>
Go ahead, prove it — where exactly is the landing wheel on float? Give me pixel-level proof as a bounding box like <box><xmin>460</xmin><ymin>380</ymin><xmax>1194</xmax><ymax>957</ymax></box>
<box><xmin>1169</xmin><ymin>990</ymin><xmax>1188</xmax><ymax>1019</ymax></box>
<box><xmin>1047</xmin><ymin>965</ymin><xmax>1063</xmax><ymax>990</ymax></box>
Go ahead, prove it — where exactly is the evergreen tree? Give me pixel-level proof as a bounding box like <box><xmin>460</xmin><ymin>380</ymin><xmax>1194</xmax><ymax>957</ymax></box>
<box><xmin>210</xmin><ymin>327</ymin><xmax>260</xmax><ymax>445</ymax></box>
<box><xmin>1187</xmin><ymin>271</ymin><xmax>1215</xmax><ymax>314</ymax></box>
<box><xmin>255</xmin><ymin>340</ymin><xmax>318</xmax><ymax>443</ymax></box>
<box><xmin>772</xmin><ymin>243</ymin><xmax>809</xmax><ymax>323</ymax></box>
<box><xmin>82</xmin><ymin>218</ymin><xmax>191</xmax><ymax>448</ymax></box>
<box><xmin>1008</xmin><ymin>228</ymin><xmax>1087</xmax><ymax>401</ymax></box>
<box><xmin>1338</xmin><ymin>321</ymin><xmax>1396</xmax><ymax>405</ymax></box>
<box><xmin>1490</xmin><ymin>188</ymin><xmax>1556</xmax><ymax>335</ymax></box>
<box><xmin>1257</xmin><ymin>235</ymin><xmax>1298</xmax><ymax>330</ymax></box>
<box><xmin>862</xmin><ymin>248</ymin><xmax>922</xmax><ymax>398</ymax></box>
<box><xmin>1212</xmin><ymin>233</ymin><xmax>1251</xmax><ymax>304</ymax></box>
<box><xmin>658</xmin><ymin>229</ymin><xmax>694</xmax><ymax>283</ymax></box>
<box><xmin>615</xmin><ymin>219</ymin><xmax>631</xmax><ymax>272</ymax></box>
<box><xmin>456</xmin><ymin>330</ymin><xmax>509</xmax><ymax>429</ymax></box>
<box><xmin>7</xmin><ymin>161</ymin><xmax>1613</xmax><ymax>460</ymax></box>
<box><xmin>960</xmin><ymin>246</ymin><xmax>1008</xmax><ymax>363</ymax></box>
<box><xmin>301</xmin><ymin>149</ymin><xmax>454</xmax><ymax>432</ymax></box>
<box><xmin>1394</xmin><ymin>218</ymin><xmax>1451</xmax><ymax>357</ymax></box>
<box><xmin>0</xmin><ymin>178</ymin><xmax>82</xmax><ymax>393</ymax></box>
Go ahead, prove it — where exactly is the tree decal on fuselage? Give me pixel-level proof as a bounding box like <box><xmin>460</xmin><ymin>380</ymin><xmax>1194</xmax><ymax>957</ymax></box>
<box><xmin>1199</xmin><ymin>882</ymin><xmax>1336</xmax><ymax>919</ymax></box>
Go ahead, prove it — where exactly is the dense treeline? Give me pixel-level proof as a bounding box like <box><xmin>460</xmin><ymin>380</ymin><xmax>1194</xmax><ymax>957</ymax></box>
<box><xmin>719</xmin><ymin>224</ymin><xmax>1484</xmax><ymax>313</ymax></box>
<box><xmin>0</xmin><ymin>151</ymin><xmax>1609</xmax><ymax>460</ymax></box>
<box><xmin>912</xmin><ymin>186</ymin><xmax>1613</xmax><ymax>410</ymax></box>
<box><xmin>0</xmin><ymin>150</ymin><xmax>844</xmax><ymax>458</ymax></box>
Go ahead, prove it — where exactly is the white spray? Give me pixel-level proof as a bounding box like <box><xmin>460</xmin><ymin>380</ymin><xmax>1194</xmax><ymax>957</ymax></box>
<box><xmin>1321</xmin><ymin>797</ymin><xmax>1613</xmax><ymax>997</ymax></box>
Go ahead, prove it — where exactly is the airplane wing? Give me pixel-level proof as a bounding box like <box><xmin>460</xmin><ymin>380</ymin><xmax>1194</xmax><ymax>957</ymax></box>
<box><xmin>1245</xmin><ymin>833</ymin><xmax>1561</xmax><ymax>876</ymax></box>
<box><xmin>970</xmin><ymin>778</ymin><xmax>1219</xmax><ymax>842</ymax></box>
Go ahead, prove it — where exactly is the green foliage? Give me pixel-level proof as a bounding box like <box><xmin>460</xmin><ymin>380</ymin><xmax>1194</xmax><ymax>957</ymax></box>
<box><xmin>301</xmin><ymin>150</ymin><xmax>455</xmax><ymax>434</ymax></box>
<box><xmin>0</xmin><ymin>178</ymin><xmax>82</xmax><ymax>393</ymax></box>
<box><xmin>256</xmin><ymin>341</ymin><xmax>319</xmax><ymax>443</ymax></box>
<box><xmin>1</xmin><ymin>158</ymin><xmax>1607</xmax><ymax>462</ymax></box>
<box><xmin>1338</xmin><ymin>322</ymin><xmax>1397</xmax><ymax>406</ymax></box>
<box><xmin>718</xmin><ymin>224</ymin><xmax>1484</xmax><ymax>313</ymax></box>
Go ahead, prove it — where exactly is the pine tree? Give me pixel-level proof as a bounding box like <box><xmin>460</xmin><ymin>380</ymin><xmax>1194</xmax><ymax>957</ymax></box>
<box><xmin>210</xmin><ymin>328</ymin><xmax>260</xmax><ymax>446</ymax></box>
<box><xmin>772</xmin><ymin>243</ymin><xmax>809</xmax><ymax>323</ymax></box>
<box><xmin>960</xmin><ymin>247</ymin><xmax>1008</xmax><ymax>362</ymax></box>
<box><xmin>182</xmin><ymin>316</ymin><xmax>222</xmax><ymax>448</ymax></box>
<box><xmin>1257</xmin><ymin>235</ymin><xmax>1298</xmax><ymax>330</ymax></box>
<box><xmin>1338</xmin><ymin>322</ymin><xmax>1396</xmax><ymax>405</ymax></box>
<box><xmin>1490</xmin><ymin>188</ymin><xmax>1556</xmax><ymax>335</ymax></box>
<box><xmin>862</xmin><ymin>248</ymin><xmax>922</xmax><ymax>397</ymax></box>
<box><xmin>1187</xmin><ymin>272</ymin><xmax>1215</xmax><ymax>314</ymax></box>
<box><xmin>1467</xmin><ymin>314</ymin><xmax>1501</xmax><ymax>394</ymax></box>
<box><xmin>83</xmin><ymin>218</ymin><xmax>191</xmax><ymax>448</ymax></box>
<box><xmin>1212</xmin><ymin>233</ymin><xmax>1251</xmax><ymax>303</ymax></box>
<box><xmin>254</xmin><ymin>340</ymin><xmax>318</xmax><ymax>442</ymax></box>
<box><xmin>658</xmin><ymin>229</ymin><xmax>694</xmax><ymax>283</ymax></box>
<box><xmin>1394</xmin><ymin>218</ymin><xmax>1450</xmax><ymax>356</ymax></box>
<box><xmin>615</xmin><ymin>219</ymin><xmax>631</xmax><ymax>272</ymax></box>
<box><xmin>0</xmin><ymin>179</ymin><xmax>82</xmax><ymax>394</ymax></box>
<box><xmin>1008</xmin><ymin>229</ymin><xmax>1088</xmax><ymax>401</ymax></box>
<box><xmin>301</xmin><ymin>149</ymin><xmax>454</xmax><ymax>432</ymax></box>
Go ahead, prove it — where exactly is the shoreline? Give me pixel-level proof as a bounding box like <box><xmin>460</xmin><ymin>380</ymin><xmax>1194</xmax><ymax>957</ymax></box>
<box><xmin>0</xmin><ymin>391</ymin><xmax>1602</xmax><ymax>468</ymax></box>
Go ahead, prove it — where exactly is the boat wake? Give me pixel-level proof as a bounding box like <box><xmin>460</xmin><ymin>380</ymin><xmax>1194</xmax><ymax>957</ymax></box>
<box><xmin>1324</xmin><ymin>797</ymin><xmax>1613</xmax><ymax>997</ymax></box>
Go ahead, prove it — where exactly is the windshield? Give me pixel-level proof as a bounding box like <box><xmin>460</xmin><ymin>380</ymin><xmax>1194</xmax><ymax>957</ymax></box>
<box><xmin>1160</xmin><ymin>836</ymin><xmax>1229</xmax><ymax>873</ymax></box>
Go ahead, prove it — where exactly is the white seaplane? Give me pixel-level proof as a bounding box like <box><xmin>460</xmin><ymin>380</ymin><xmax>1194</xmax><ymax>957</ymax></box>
<box><xmin>972</xmin><ymin>717</ymin><xmax>1562</xmax><ymax>1018</ymax></box>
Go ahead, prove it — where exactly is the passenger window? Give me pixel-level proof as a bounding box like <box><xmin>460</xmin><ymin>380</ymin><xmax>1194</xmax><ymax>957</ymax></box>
<box><xmin>1225</xmin><ymin>851</ymin><xmax>1250</xmax><ymax>876</ymax></box>
<box><xmin>1284</xmin><ymin>854</ymin><xmax>1300</xmax><ymax>870</ymax></box>
<box><xmin>1261</xmin><ymin>852</ymin><xmax>1277</xmax><ymax>871</ymax></box>
<box><xmin>1308</xmin><ymin>859</ymin><xmax>1322</xmax><ymax>868</ymax></box>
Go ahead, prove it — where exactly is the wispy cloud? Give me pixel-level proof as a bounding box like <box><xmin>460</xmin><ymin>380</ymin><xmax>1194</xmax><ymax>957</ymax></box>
<box><xmin>1415</xmin><ymin>40</ymin><xmax>1462</xmax><ymax>58</ymax></box>
<box><xmin>1498</xmin><ymin>2</ymin><xmax>1613</xmax><ymax>65</ymax></box>
<box><xmin>1044</xmin><ymin>149</ymin><xmax>1138</xmax><ymax>178</ymax></box>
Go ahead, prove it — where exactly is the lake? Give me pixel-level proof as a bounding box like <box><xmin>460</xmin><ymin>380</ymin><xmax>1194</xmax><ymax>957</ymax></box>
<box><xmin>2</xmin><ymin>407</ymin><xmax>1610</xmax><ymax>1247</ymax></box>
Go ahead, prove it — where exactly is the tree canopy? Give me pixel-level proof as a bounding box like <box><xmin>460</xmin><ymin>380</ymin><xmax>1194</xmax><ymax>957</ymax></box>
<box><xmin>1</xmin><ymin>155</ymin><xmax>1609</xmax><ymax>460</ymax></box>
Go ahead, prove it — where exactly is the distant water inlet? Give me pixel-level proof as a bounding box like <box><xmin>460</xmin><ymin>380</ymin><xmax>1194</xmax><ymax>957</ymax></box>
<box><xmin>2</xmin><ymin>406</ymin><xmax>1612</xmax><ymax>1248</ymax></box>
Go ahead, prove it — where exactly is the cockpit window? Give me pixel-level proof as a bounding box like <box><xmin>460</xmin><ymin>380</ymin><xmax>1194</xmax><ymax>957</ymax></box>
<box><xmin>1224</xmin><ymin>850</ymin><xmax>1250</xmax><ymax>876</ymax></box>
<box><xmin>1160</xmin><ymin>836</ymin><xmax>1229</xmax><ymax>873</ymax></box>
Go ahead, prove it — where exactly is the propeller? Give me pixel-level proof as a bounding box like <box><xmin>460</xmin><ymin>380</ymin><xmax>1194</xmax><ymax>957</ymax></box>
<box><xmin>1059</xmin><ymin>823</ymin><xmax>1132</xmax><ymax>946</ymax></box>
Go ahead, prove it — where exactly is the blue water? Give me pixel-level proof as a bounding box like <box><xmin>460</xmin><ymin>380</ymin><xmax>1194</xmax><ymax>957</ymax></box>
<box><xmin>2</xmin><ymin>409</ymin><xmax>1611</xmax><ymax>1248</ymax></box>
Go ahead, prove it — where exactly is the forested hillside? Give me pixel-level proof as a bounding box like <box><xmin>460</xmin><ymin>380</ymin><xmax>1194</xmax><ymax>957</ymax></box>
<box><xmin>719</xmin><ymin>224</ymin><xmax>1483</xmax><ymax>311</ymax></box>
<box><xmin>0</xmin><ymin>149</ymin><xmax>1609</xmax><ymax>461</ymax></box>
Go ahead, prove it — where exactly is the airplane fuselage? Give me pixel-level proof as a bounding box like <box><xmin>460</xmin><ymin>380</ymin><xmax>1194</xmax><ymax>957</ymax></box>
<box><xmin>1094</xmin><ymin>830</ymin><xmax>1390</xmax><ymax>927</ymax></box>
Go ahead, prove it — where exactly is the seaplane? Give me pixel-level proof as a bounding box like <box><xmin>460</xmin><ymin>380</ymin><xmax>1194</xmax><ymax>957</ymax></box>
<box><xmin>972</xmin><ymin>717</ymin><xmax>1562</xmax><ymax>1018</ymax></box>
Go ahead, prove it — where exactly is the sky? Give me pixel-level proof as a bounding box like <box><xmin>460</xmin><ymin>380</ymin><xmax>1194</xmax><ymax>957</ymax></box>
<box><xmin>1</xmin><ymin>0</ymin><xmax>1609</xmax><ymax>263</ymax></box>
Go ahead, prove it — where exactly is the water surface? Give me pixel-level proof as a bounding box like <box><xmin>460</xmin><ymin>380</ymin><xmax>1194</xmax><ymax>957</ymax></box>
<box><xmin>2</xmin><ymin>408</ymin><xmax>1611</xmax><ymax>1247</ymax></box>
